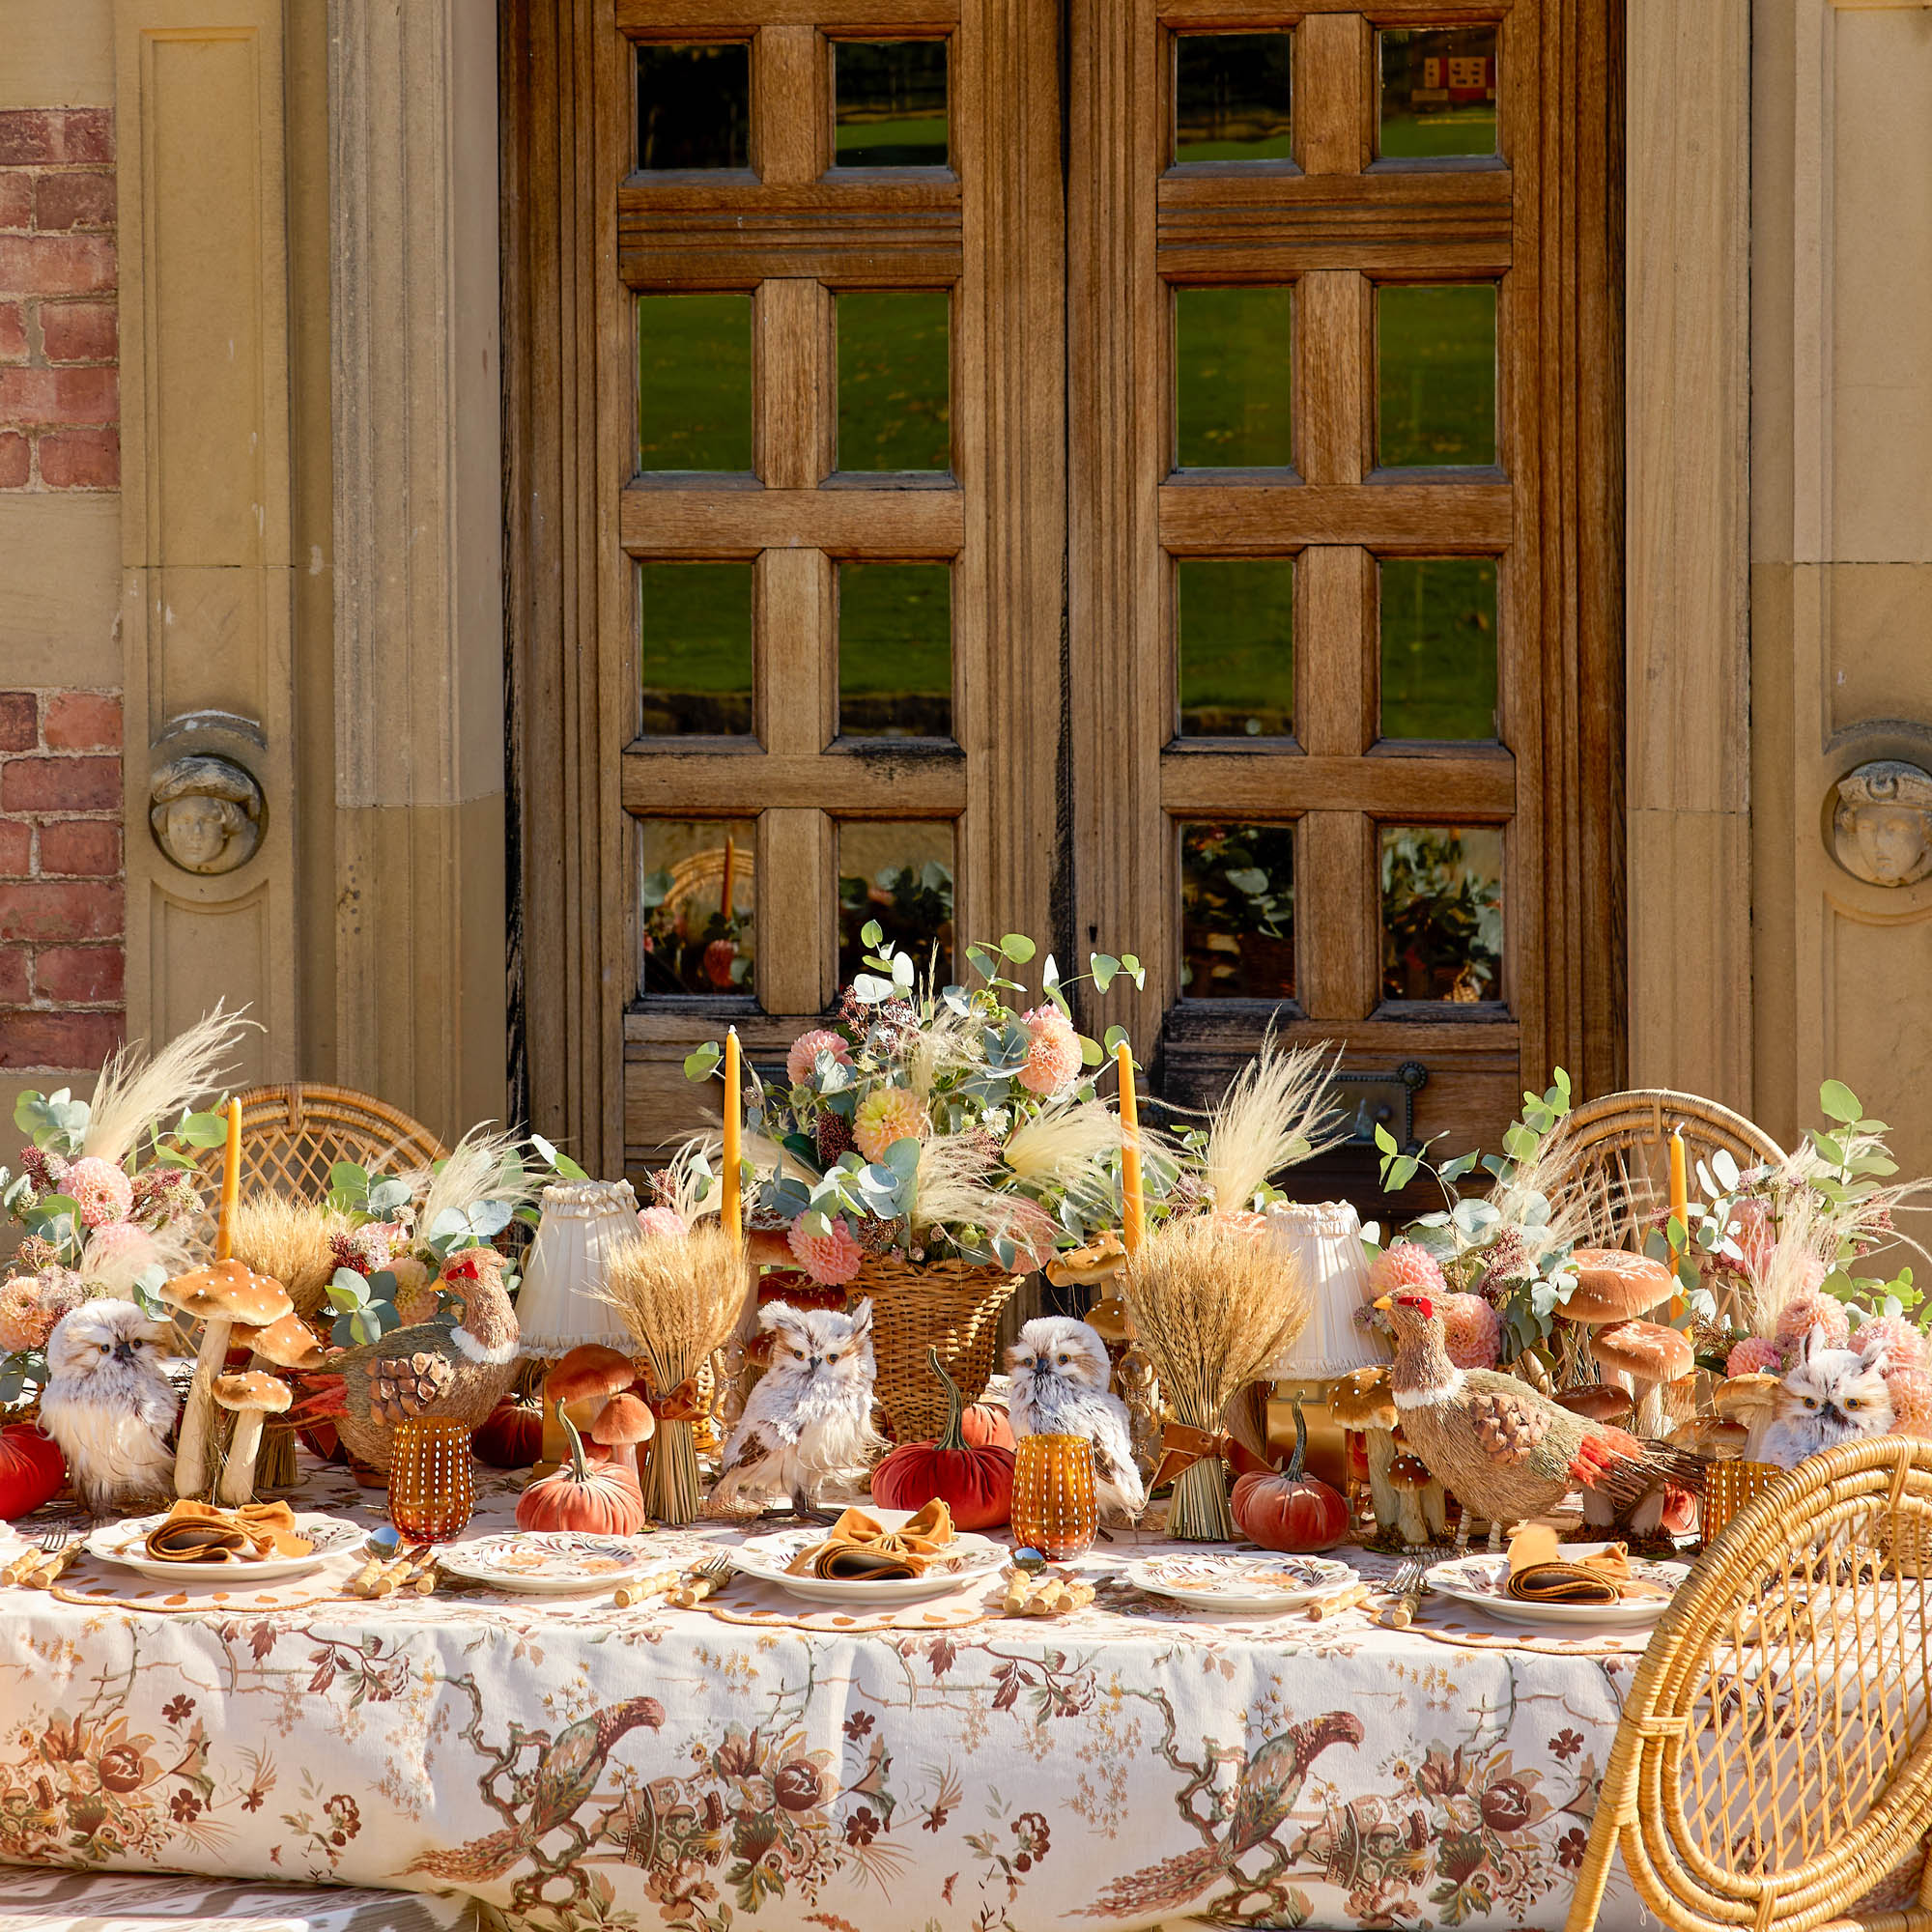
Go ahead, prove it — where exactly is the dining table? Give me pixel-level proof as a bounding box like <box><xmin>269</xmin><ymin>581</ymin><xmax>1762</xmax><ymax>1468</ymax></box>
<box><xmin>0</xmin><ymin>1456</ymin><xmax>1662</xmax><ymax>1932</ymax></box>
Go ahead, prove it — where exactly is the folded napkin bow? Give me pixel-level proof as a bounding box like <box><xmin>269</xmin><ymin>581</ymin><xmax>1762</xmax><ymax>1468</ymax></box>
<box><xmin>784</xmin><ymin>1500</ymin><xmax>955</xmax><ymax>1580</ymax></box>
<box><xmin>1504</xmin><ymin>1527</ymin><xmax>1664</xmax><ymax>1605</ymax></box>
<box><xmin>143</xmin><ymin>1499</ymin><xmax>314</xmax><ymax>1564</ymax></box>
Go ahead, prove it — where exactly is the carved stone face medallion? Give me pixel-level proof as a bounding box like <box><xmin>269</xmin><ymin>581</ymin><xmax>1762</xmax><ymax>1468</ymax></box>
<box><xmin>149</xmin><ymin>753</ymin><xmax>265</xmax><ymax>875</ymax></box>
<box><xmin>1830</xmin><ymin>759</ymin><xmax>1932</xmax><ymax>888</ymax></box>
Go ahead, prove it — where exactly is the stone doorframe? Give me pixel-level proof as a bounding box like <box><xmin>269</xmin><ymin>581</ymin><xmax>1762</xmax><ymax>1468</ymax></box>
<box><xmin>112</xmin><ymin>0</ymin><xmax>1750</xmax><ymax>1161</ymax></box>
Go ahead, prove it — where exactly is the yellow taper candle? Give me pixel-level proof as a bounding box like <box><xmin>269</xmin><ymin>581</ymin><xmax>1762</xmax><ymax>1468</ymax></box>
<box><xmin>721</xmin><ymin>1028</ymin><xmax>742</xmax><ymax>1250</ymax></box>
<box><xmin>1667</xmin><ymin>1122</ymin><xmax>1689</xmax><ymax>1316</ymax></box>
<box><xmin>1115</xmin><ymin>1040</ymin><xmax>1145</xmax><ymax>1256</ymax></box>
<box><xmin>215</xmin><ymin>1094</ymin><xmax>242</xmax><ymax>1262</ymax></box>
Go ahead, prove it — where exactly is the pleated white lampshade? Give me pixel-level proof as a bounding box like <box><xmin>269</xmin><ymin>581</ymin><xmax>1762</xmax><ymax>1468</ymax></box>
<box><xmin>515</xmin><ymin>1178</ymin><xmax>641</xmax><ymax>1358</ymax></box>
<box><xmin>1264</xmin><ymin>1200</ymin><xmax>1389</xmax><ymax>1380</ymax></box>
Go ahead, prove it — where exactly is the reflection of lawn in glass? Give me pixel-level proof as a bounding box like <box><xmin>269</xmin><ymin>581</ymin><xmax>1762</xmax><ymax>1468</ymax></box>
<box><xmin>1377</xmin><ymin>283</ymin><xmax>1495</xmax><ymax>469</ymax></box>
<box><xmin>840</xmin><ymin>564</ymin><xmax>952</xmax><ymax>738</ymax></box>
<box><xmin>1379</xmin><ymin>106</ymin><xmax>1496</xmax><ymax>159</ymax></box>
<box><xmin>639</xmin><ymin>294</ymin><xmax>753</xmax><ymax>471</ymax></box>
<box><xmin>1178</xmin><ymin>558</ymin><xmax>1293</xmax><ymax>737</ymax></box>
<box><xmin>1379</xmin><ymin>557</ymin><xmax>1497</xmax><ymax>741</ymax></box>
<box><xmin>835</xmin><ymin>116</ymin><xmax>948</xmax><ymax>166</ymax></box>
<box><xmin>1176</xmin><ymin>286</ymin><xmax>1293</xmax><ymax>469</ymax></box>
<box><xmin>838</xmin><ymin>292</ymin><xmax>952</xmax><ymax>471</ymax></box>
<box><xmin>639</xmin><ymin>562</ymin><xmax>753</xmax><ymax>736</ymax></box>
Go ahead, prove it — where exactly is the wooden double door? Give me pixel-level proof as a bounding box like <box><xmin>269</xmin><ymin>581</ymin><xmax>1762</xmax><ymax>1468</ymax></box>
<box><xmin>503</xmin><ymin>0</ymin><xmax>1624</xmax><ymax>1181</ymax></box>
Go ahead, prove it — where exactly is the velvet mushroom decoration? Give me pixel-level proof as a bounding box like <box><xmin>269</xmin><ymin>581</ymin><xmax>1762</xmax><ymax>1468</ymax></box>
<box><xmin>213</xmin><ymin>1371</ymin><xmax>292</xmax><ymax>1507</ymax></box>
<box><xmin>539</xmin><ymin>1342</ymin><xmax>638</xmax><ymax>1472</ymax></box>
<box><xmin>165</xmin><ymin>1259</ymin><xmax>294</xmax><ymax>1498</ymax></box>
<box><xmin>1329</xmin><ymin>1365</ymin><xmax>1399</xmax><ymax>1534</ymax></box>
<box><xmin>590</xmin><ymin>1390</ymin><xmax>656</xmax><ymax>1487</ymax></box>
<box><xmin>1388</xmin><ymin>1450</ymin><xmax>1432</xmax><ymax>1548</ymax></box>
<box><xmin>1553</xmin><ymin>1382</ymin><xmax>1635</xmax><ymax>1428</ymax></box>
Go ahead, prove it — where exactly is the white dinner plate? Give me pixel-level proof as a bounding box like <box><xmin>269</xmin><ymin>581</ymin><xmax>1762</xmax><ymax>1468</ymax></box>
<box><xmin>1426</xmin><ymin>1546</ymin><xmax>1690</xmax><ymax>1629</ymax></box>
<box><xmin>435</xmin><ymin>1531</ymin><xmax>653</xmax><ymax>1594</ymax></box>
<box><xmin>730</xmin><ymin>1513</ymin><xmax>1007</xmax><ymax>1606</ymax></box>
<box><xmin>85</xmin><ymin>1511</ymin><xmax>363</xmax><ymax>1583</ymax></box>
<box><xmin>1126</xmin><ymin>1550</ymin><xmax>1354</xmax><ymax>1613</ymax></box>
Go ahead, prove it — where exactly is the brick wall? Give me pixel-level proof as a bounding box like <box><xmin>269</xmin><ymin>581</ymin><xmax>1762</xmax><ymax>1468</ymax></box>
<box><xmin>0</xmin><ymin>109</ymin><xmax>123</xmax><ymax>1076</ymax></box>
<box><xmin>0</xmin><ymin>107</ymin><xmax>117</xmax><ymax>493</ymax></box>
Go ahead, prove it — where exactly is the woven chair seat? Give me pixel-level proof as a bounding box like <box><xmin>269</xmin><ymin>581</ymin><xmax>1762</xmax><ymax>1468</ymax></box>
<box><xmin>1565</xmin><ymin>1437</ymin><xmax>1932</xmax><ymax>1932</ymax></box>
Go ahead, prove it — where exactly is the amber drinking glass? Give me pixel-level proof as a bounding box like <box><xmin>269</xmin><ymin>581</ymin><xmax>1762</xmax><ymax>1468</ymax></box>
<box><xmin>389</xmin><ymin>1417</ymin><xmax>475</xmax><ymax>1544</ymax></box>
<box><xmin>1010</xmin><ymin>1434</ymin><xmax>1099</xmax><ymax>1561</ymax></box>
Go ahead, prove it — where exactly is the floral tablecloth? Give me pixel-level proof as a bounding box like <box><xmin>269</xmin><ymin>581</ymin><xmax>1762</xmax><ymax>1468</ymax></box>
<box><xmin>0</xmin><ymin>1460</ymin><xmax>1645</xmax><ymax>1932</ymax></box>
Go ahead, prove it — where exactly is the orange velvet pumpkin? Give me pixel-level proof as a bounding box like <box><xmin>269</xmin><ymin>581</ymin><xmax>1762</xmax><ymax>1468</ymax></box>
<box><xmin>870</xmin><ymin>1348</ymin><xmax>1015</xmax><ymax>1530</ymax></box>
<box><xmin>0</xmin><ymin>1422</ymin><xmax>64</xmax><ymax>1520</ymax></box>
<box><xmin>472</xmin><ymin>1392</ymin><xmax>544</xmax><ymax>1468</ymax></box>
<box><xmin>1232</xmin><ymin>1401</ymin><xmax>1350</xmax><ymax>1553</ymax></box>
<box><xmin>516</xmin><ymin>1404</ymin><xmax>647</xmax><ymax>1536</ymax></box>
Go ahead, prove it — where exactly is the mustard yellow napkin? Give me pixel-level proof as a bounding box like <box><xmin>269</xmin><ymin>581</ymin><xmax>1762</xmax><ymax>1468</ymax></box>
<box><xmin>144</xmin><ymin>1499</ymin><xmax>314</xmax><ymax>1564</ymax></box>
<box><xmin>1504</xmin><ymin>1528</ymin><xmax>1662</xmax><ymax>1604</ymax></box>
<box><xmin>784</xmin><ymin>1500</ymin><xmax>955</xmax><ymax>1580</ymax></box>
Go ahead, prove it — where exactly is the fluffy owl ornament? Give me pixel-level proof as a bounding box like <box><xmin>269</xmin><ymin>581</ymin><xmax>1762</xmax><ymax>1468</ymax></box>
<box><xmin>40</xmin><ymin>1298</ymin><xmax>181</xmax><ymax>1513</ymax></box>
<box><xmin>1757</xmin><ymin>1324</ymin><xmax>1895</xmax><ymax>1470</ymax></box>
<box><xmin>712</xmin><ymin>1300</ymin><xmax>886</xmax><ymax>1518</ymax></box>
<box><xmin>1006</xmin><ymin>1316</ymin><xmax>1146</xmax><ymax>1520</ymax></box>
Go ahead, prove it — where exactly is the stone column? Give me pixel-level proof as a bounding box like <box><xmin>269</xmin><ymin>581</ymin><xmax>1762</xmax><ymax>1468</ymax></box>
<box><xmin>327</xmin><ymin>0</ymin><xmax>503</xmax><ymax>1144</ymax></box>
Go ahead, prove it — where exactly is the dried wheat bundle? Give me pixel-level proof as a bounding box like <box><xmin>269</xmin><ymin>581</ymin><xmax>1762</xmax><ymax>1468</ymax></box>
<box><xmin>1123</xmin><ymin>1213</ymin><xmax>1308</xmax><ymax>1540</ymax></box>
<box><xmin>225</xmin><ymin>1195</ymin><xmax>345</xmax><ymax>1318</ymax></box>
<box><xmin>598</xmin><ymin>1223</ymin><xmax>744</xmax><ymax>1523</ymax></box>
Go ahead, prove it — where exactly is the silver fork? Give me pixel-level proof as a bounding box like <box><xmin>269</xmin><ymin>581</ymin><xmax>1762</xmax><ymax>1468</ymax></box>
<box><xmin>1382</xmin><ymin>1553</ymin><xmax>1429</xmax><ymax>1628</ymax></box>
<box><xmin>5</xmin><ymin>1521</ymin><xmax>70</xmax><ymax>1587</ymax></box>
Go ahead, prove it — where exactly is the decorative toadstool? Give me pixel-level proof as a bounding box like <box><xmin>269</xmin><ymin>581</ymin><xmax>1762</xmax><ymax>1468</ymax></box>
<box><xmin>1388</xmin><ymin>1451</ymin><xmax>1433</xmax><ymax>1548</ymax></box>
<box><xmin>1553</xmin><ymin>1381</ymin><xmax>1636</xmax><ymax>1427</ymax></box>
<box><xmin>164</xmin><ymin>1259</ymin><xmax>293</xmax><ymax>1498</ymax></box>
<box><xmin>538</xmin><ymin>1342</ymin><xmax>639</xmax><ymax>1473</ymax></box>
<box><xmin>589</xmin><ymin>1390</ymin><xmax>656</xmax><ymax>1486</ymax></box>
<box><xmin>1560</xmin><ymin>1249</ymin><xmax>1678</xmax><ymax>1327</ymax></box>
<box><xmin>1330</xmin><ymin>1365</ymin><xmax>1400</xmax><ymax>1534</ymax></box>
<box><xmin>236</xmin><ymin>1309</ymin><xmax>327</xmax><ymax>1373</ymax></box>
<box><xmin>1590</xmin><ymin>1319</ymin><xmax>1694</xmax><ymax>1435</ymax></box>
<box><xmin>213</xmin><ymin>1370</ymin><xmax>292</xmax><ymax>1507</ymax></box>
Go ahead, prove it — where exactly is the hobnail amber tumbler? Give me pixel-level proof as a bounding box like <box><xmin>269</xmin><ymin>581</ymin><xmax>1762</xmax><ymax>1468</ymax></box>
<box><xmin>1010</xmin><ymin>1433</ymin><xmax>1098</xmax><ymax>1561</ymax></box>
<box><xmin>1701</xmin><ymin>1459</ymin><xmax>1783</xmax><ymax>1548</ymax></box>
<box><xmin>389</xmin><ymin>1417</ymin><xmax>476</xmax><ymax>1544</ymax></box>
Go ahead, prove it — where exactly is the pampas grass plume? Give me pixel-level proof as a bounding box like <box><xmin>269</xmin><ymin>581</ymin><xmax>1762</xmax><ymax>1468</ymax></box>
<box><xmin>1202</xmin><ymin>1037</ymin><xmax>1344</xmax><ymax>1214</ymax></box>
<box><xmin>84</xmin><ymin>1004</ymin><xmax>255</xmax><ymax>1172</ymax></box>
<box><xmin>406</xmin><ymin>1124</ymin><xmax>545</xmax><ymax>1239</ymax></box>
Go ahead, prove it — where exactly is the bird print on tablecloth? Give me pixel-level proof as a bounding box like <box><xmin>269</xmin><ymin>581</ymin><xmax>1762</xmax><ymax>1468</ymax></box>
<box><xmin>297</xmin><ymin>1248</ymin><xmax>520</xmax><ymax>1471</ymax></box>
<box><xmin>1076</xmin><ymin>1711</ymin><xmax>1365</xmax><ymax>1919</ymax></box>
<box><xmin>1006</xmin><ymin>1316</ymin><xmax>1145</xmax><ymax>1520</ymax></box>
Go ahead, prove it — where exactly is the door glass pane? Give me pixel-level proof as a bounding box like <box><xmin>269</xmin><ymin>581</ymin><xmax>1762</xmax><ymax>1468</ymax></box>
<box><xmin>837</xmin><ymin>292</ymin><xmax>951</xmax><ymax>471</ymax></box>
<box><xmin>1378</xmin><ymin>557</ymin><xmax>1498</xmax><ymax>740</ymax></box>
<box><xmin>839</xmin><ymin>563</ymin><xmax>952</xmax><ymax>739</ymax></box>
<box><xmin>1174</xmin><ymin>34</ymin><xmax>1293</xmax><ymax>163</ymax></box>
<box><xmin>1178</xmin><ymin>558</ymin><xmax>1293</xmax><ymax>737</ymax></box>
<box><xmin>834</xmin><ymin>41</ymin><xmax>949</xmax><ymax>168</ymax></box>
<box><xmin>1176</xmin><ymin>286</ymin><xmax>1293</xmax><ymax>469</ymax></box>
<box><xmin>839</xmin><ymin>823</ymin><xmax>955</xmax><ymax>984</ymax></box>
<box><xmin>640</xmin><ymin>818</ymin><xmax>757</xmax><ymax>997</ymax></box>
<box><xmin>1380</xmin><ymin>824</ymin><xmax>1503</xmax><ymax>1002</ymax></box>
<box><xmin>639</xmin><ymin>294</ymin><xmax>753</xmax><ymax>472</ymax></box>
<box><xmin>1378</xmin><ymin>27</ymin><xmax>1499</xmax><ymax>160</ymax></box>
<box><xmin>639</xmin><ymin>561</ymin><xmax>753</xmax><ymax>736</ymax></box>
<box><xmin>1179</xmin><ymin>821</ymin><xmax>1295</xmax><ymax>999</ymax></box>
<box><xmin>1377</xmin><ymin>283</ymin><xmax>1497</xmax><ymax>469</ymax></box>
<box><xmin>638</xmin><ymin>43</ymin><xmax>750</xmax><ymax>171</ymax></box>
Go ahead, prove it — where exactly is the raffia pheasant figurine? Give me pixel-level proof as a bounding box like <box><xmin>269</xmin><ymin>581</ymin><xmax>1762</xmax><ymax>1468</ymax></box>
<box><xmin>1374</xmin><ymin>1290</ymin><xmax>1698</xmax><ymax>1538</ymax></box>
<box><xmin>302</xmin><ymin>1248</ymin><xmax>520</xmax><ymax>1471</ymax></box>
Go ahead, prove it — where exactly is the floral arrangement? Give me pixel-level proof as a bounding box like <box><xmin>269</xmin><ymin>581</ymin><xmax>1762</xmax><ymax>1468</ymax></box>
<box><xmin>321</xmin><ymin>1126</ymin><xmax>583</xmax><ymax>1346</ymax></box>
<box><xmin>0</xmin><ymin>1008</ymin><xmax>252</xmax><ymax>1405</ymax></box>
<box><xmin>684</xmin><ymin>930</ymin><xmax>1147</xmax><ymax>1282</ymax></box>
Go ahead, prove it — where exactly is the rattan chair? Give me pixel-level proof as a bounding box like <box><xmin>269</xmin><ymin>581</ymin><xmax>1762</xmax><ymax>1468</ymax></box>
<box><xmin>1547</xmin><ymin>1089</ymin><xmax>1786</xmax><ymax>1254</ymax></box>
<box><xmin>197</xmin><ymin>1083</ymin><xmax>446</xmax><ymax>1200</ymax></box>
<box><xmin>1565</xmin><ymin>1436</ymin><xmax>1932</xmax><ymax>1932</ymax></box>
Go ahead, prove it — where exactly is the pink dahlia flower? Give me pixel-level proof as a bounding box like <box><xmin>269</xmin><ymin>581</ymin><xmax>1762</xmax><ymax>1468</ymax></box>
<box><xmin>1856</xmin><ymin>1314</ymin><xmax>1925</xmax><ymax>1374</ymax></box>
<box><xmin>1724</xmin><ymin>1335</ymin><xmax>1784</xmax><ymax>1378</ymax></box>
<box><xmin>1774</xmin><ymin>1289</ymin><xmax>1850</xmax><ymax>1354</ymax></box>
<box><xmin>637</xmin><ymin>1205</ymin><xmax>687</xmax><ymax>1240</ymax></box>
<box><xmin>786</xmin><ymin>1028</ymin><xmax>853</xmax><ymax>1087</ymax></box>
<box><xmin>65</xmin><ymin>1156</ymin><xmax>134</xmax><ymax>1230</ymax></box>
<box><xmin>1016</xmin><ymin>1008</ymin><xmax>1082</xmax><ymax>1097</ymax></box>
<box><xmin>1368</xmin><ymin>1241</ymin><xmax>1448</xmax><ymax>1301</ymax></box>
<box><xmin>1438</xmin><ymin>1291</ymin><xmax>1503</xmax><ymax>1370</ymax></box>
<box><xmin>787</xmin><ymin>1215</ymin><xmax>865</xmax><ymax>1286</ymax></box>
<box><xmin>0</xmin><ymin>1266</ymin><xmax>85</xmax><ymax>1354</ymax></box>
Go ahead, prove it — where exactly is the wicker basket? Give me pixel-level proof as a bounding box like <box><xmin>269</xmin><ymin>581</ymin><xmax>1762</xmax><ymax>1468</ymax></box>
<box><xmin>1702</xmin><ymin>1458</ymin><xmax>1785</xmax><ymax>1545</ymax></box>
<box><xmin>844</xmin><ymin>1256</ymin><xmax>1023</xmax><ymax>1441</ymax></box>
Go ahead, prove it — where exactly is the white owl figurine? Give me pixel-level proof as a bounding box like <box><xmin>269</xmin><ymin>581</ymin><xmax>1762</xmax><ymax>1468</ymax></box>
<box><xmin>1757</xmin><ymin>1325</ymin><xmax>1895</xmax><ymax>1470</ymax></box>
<box><xmin>1006</xmin><ymin>1316</ymin><xmax>1146</xmax><ymax>1521</ymax></box>
<box><xmin>40</xmin><ymin>1298</ymin><xmax>180</xmax><ymax>1513</ymax></box>
<box><xmin>712</xmin><ymin>1300</ymin><xmax>886</xmax><ymax>1516</ymax></box>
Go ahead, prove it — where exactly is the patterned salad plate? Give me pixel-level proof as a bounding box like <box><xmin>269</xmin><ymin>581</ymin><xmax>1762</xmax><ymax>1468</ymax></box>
<box><xmin>1425</xmin><ymin>1547</ymin><xmax>1690</xmax><ymax>1629</ymax></box>
<box><xmin>435</xmin><ymin>1531</ymin><xmax>652</xmax><ymax>1595</ymax></box>
<box><xmin>730</xmin><ymin>1516</ymin><xmax>1007</xmax><ymax>1606</ymax></box>
<box><xmin>84</xmin><ymin>1512</ymin><xmax>363</xmax><ymax>1584</ymax></box>
<box><xmin>1126</xmin><ymin>1551</ymin><xmax>1354</xmax><ymax>1613</ymax></box>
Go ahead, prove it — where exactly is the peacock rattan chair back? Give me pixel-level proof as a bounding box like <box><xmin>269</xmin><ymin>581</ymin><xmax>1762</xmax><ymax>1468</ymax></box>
<box><xmin>1565</xmin><ymin>1436</ymin><xmax>1932</xmax><ymax>1932</ymax></box>
<box><xmin>195</xmin><ymin>1084</ymin><xmax>446</xmax><ymax>1204</ymax></box>
<box><xmin>1547</xmin><ymin>1090</ymin><xmax>1784</xmax><ymax>1316</ymax></box>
